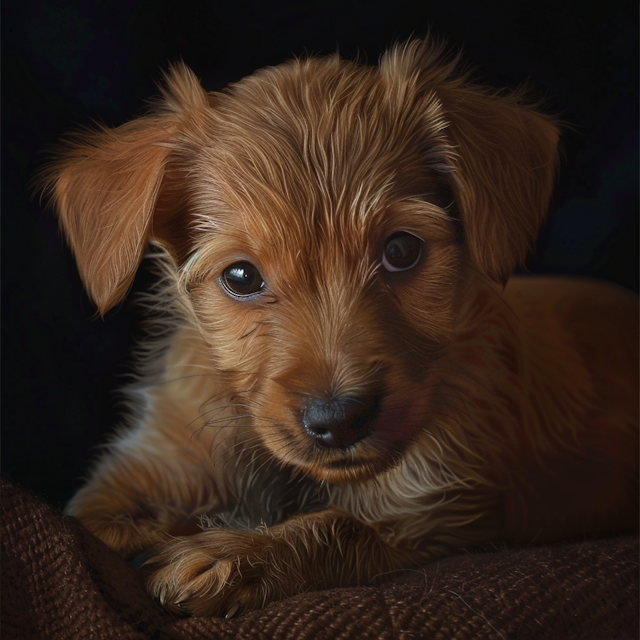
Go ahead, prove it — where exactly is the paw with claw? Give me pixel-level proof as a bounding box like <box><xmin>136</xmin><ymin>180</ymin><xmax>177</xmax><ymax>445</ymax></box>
<box><xmin>144</xmin><ymin>527</ymin><xmax>302</xmax><ymax>617</ymax></box>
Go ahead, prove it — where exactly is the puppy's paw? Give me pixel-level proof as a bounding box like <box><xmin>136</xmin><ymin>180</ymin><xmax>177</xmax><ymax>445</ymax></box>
<box><xmin>145</xmin><ymin>528</ymin><xmax>295</xmax><ymax>617</ymax></box>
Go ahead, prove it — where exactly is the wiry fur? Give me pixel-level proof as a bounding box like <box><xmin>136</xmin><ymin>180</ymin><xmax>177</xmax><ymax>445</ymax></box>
<box><xmin>41</xmin><ymin>40</ymin><xmax>638</xmax><ymax>617</ymax></box>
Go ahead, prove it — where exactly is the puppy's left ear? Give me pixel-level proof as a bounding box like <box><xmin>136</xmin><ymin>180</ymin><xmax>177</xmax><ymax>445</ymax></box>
<box><xmin>382</xmin><ymin>40</ymin><xmax>560</xmax><ymax>284</ymax></box>
<box><xmin>444</xmin><ymin>86</ymin><xmax>559</xmax><ymax>284</ymax></box>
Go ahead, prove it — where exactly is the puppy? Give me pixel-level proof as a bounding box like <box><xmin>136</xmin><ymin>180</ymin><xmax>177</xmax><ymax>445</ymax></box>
<box><xmin>42</xmin><ymin>40</ymin><xmax>638</xmax><ymax>617</ymax></box>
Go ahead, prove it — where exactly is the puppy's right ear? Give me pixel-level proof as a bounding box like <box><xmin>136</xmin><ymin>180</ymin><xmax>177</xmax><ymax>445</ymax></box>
<box><xmin>39</xmin><ymin>64</ymin><xmax>209</xmax><ymax>315</ymax></box>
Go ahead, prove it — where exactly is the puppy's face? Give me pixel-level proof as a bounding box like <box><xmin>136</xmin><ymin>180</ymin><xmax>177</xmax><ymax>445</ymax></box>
<box><xmin>45</xmin><ymin>41</ymin><xmax>559</xmax><ymax>483</ymax></box>
<box><xmin>171</xmin><ymin>59</ymin><xmax>462</xmax><ymax>482</ymax></box>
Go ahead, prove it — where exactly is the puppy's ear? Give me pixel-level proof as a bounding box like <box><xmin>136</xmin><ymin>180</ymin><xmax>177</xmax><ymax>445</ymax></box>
<box><xmin>39</xmin><ymin>64</ymin><xmax>209</xmax><ymax>315</ymax></box>
<box><xmin>444</xmin><ymin>87</ymin><xmax>559</xmax><ymax>284</ymax></box>
<box><xmin>382</xmin><ymin>40</ymin><xmax>559</xmax><ymax>284</ymax></box>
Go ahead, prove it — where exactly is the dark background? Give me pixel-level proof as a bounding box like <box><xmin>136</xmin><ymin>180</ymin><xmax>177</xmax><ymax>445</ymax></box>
<box><xmin>3</xmin><ymin>0</ymin><xmax>638</xmax><ymax>508</ymax></box>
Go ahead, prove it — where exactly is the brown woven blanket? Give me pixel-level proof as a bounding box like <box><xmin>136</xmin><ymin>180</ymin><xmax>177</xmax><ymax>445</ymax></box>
<box><xmin>2</xmin><ymin>478</ymin><xmax>638</xmax><ymax>640</ymax></box>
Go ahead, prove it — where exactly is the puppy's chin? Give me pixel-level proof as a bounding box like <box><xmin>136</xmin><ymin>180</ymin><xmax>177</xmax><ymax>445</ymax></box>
<box><xmin>301</xmin><ymin>452</ymin><xmax>406</xmax><ymax>484</ymax></box>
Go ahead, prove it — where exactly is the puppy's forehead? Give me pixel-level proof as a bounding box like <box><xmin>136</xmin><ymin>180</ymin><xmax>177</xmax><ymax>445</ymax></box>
<box><xmin>190</xmin><ymin>57</ymin><xmax>446</xmax><ymax>245</ymax></box>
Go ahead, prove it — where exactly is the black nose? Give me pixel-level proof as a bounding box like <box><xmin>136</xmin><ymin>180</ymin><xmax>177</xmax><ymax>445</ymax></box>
<box><xmin>301</xmin><ymin>395</ymin><xmax>381</xmax><ymax>449</ymax></box>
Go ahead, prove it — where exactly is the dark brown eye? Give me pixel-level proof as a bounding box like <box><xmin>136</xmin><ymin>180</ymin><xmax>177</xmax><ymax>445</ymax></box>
<box><xmin>221</xmin><ymin>262</ymin><xmax>265</xmax><ymax>297</ymax></box>
<box><xmin>382</xmin><ymin>232</ymin><xmax>423</xmax><ymax>272</ymax></box>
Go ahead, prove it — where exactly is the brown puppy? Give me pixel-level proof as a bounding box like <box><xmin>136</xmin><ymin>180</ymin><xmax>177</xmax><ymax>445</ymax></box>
<box><xmin>42</xmin><ymin>40</ymin><xmax>638</xmax><ymax>617</ymax></box>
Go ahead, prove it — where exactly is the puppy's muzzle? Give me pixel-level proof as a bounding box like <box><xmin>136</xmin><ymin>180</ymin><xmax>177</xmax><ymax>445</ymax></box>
<box><xmin>301</xmin><ymin>395</ymin><xmax>382</xmax><ymax>449</ymax></box>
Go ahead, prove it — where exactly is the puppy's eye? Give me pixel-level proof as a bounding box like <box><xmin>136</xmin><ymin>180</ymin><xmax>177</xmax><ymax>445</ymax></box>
<box><xmin>382</xmin><ymin>232</ymin><xmax>423</xmax><ymax>272</ymax></box>
<box><xmin>221</xmin><ymin>262</ymin><xmax>265</xmax><ymax>298</ymax></box>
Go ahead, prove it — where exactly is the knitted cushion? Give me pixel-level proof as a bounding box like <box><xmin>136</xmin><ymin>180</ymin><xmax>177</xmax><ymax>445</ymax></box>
<box><xmin>2</xmin><ymin>478</ymin><xmax>638</xmax><ymax>639</ymax></box>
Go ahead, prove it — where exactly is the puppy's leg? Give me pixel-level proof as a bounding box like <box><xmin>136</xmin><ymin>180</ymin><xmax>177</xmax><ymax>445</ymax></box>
<box><xmin>67</xmin><ymin>325</ymin><xmax>255</xmax><ymax>557</ymax></box>
<box><xmin>145</xmin><ymin>508</ymin><xmax>417</xmax><ymax>617</ymax></box>
<box><xmin>66</xmin><ymin>428</ymin><xmax>225</xmax><ymax>557</ymax></box>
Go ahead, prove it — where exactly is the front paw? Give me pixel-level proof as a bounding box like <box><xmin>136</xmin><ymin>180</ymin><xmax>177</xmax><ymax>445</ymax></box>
<box><xmin>145</xmin><ymin>528</ymin><xmax>296</xmax><ymax>617</ymax></box>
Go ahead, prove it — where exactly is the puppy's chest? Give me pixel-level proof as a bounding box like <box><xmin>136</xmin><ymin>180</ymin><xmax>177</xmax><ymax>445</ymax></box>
<box><xmin>203</xmin><ymin>459</ymin><xmax>448</xmax><ymax>538</ymax></box>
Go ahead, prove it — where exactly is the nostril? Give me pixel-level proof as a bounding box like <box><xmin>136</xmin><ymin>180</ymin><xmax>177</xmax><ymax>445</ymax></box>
<box><xmin>302</xmin><ymin>395</ymin><xmax>381</xmax><ymax>449</ymax></box>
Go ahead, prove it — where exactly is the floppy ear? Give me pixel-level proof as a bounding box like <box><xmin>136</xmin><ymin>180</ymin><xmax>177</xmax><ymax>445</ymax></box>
<box><xmin>444</xmin><ymin>87</ymin><xmax>559</xmax><ymax>284</ymax></box>
<box><xmin>40</xmin><ymin>64</ymin><xmax>209</xmax><ymax>315</ymax></box>
<box><xmin>382</xmin><ymin>40</ymin><xmax>559</xmax><ymax>284</ymax></box>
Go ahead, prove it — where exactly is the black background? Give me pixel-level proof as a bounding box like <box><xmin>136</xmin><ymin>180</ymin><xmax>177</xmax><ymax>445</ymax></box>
<box><xmin>3</xmin><ymin>0</ymin><xmax>638</xmax><ymax>508</ymax></box>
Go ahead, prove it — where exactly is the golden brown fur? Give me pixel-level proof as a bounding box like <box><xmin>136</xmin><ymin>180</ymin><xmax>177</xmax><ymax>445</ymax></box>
<box><xmin>41</xmin><ymin>40</ymin><xmax>638</xmax><ymax>617</ymax></box>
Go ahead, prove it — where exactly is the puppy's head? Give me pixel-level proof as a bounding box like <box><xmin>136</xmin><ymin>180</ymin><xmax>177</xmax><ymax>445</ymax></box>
<box><xmin>42</xmin><ymin>40</ymin><xmax>558</xmax><ymax>483</ymax></box>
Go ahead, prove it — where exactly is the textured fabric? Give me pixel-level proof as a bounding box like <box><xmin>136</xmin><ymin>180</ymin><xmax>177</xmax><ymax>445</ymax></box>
<box><xmin>2</xmin><ymin>477</ymin><xmax>638</xmax><ymax>640</ymax></box>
